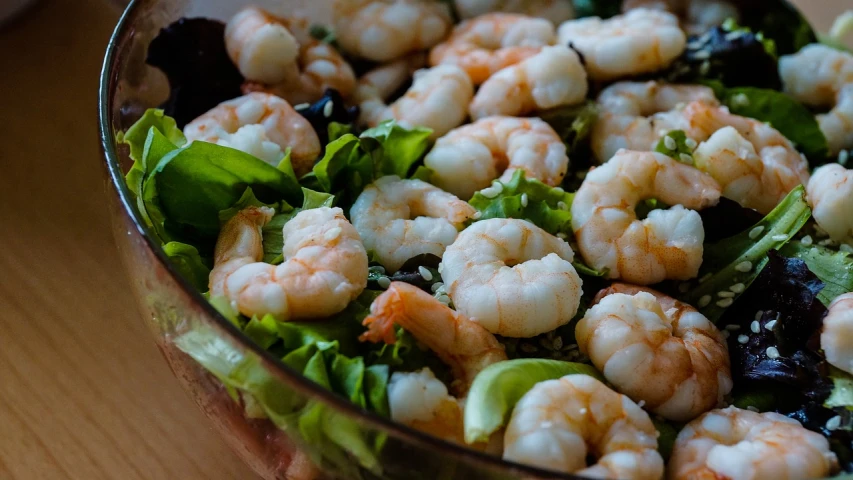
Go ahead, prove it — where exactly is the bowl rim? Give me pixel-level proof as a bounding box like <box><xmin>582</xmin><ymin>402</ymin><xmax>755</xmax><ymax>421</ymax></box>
<box><xmin>98</xmin><ymin>2</ymin><xmax>585</xmax><ymax>478</ymax></box>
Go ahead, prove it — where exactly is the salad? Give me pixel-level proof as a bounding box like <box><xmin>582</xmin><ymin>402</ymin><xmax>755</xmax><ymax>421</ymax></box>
<box><xmin>118</xmin><ymin>0</ymin><xmax>853</xmax><ymax>478</ymax></box>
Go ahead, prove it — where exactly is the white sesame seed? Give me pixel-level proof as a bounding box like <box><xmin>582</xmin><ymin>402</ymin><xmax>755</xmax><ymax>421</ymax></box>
<box><xmin>579</xmin><ymin>408</ymin><xmax>587</xmax><ymax>414</ymax></box>
<box><xmin>735</xmin><ymin>261</ymin><xmax>753</xmax><ymax>272</ymax></box>
<box><xmin>418</xmin><ymin>266</ymin><xmax>433</xmax><ymax>281</ymax></box>
<box><xmin>725</xmin><ymin>324</ymin><xmax>741</xmax><ymax>331</ymax></box>
<box><xmin>699</xmin><ymin>295</ymin><xmax>712</xmax><ymax>307</ymax></box>
<box><xmin>839</xmin><ymin>150</ymin><xmax>850</xmax><ymax>166</ymax></box>
<box><xmin>637</xmin><ymin>400</ymin><xmax>646</xmax><ymax>408</ymax></box>
<box><xmin>748</xmin><ymin>226</ymin><xmax>765</xmax><ymax>239</ymax></box>
<box><xmin>294</xmin><ymin>103</ymin><xmax>310</xmax><ymax>110</ymax></box>
<box><xmin>479</xmin><ymin>186</ymin><xmax>500</xmax><ymax>198</ymax></box>
<box><xmin>764</xmin><ymin>319</ymin><xmax>777</xmax><ymax>330</ymax></box>
<box><xmin>373</xmin><ymin>266</ymin><xmax>386</xmax><ymax>274</ymax></box>
<box><xmin>557</xmin><ymin>201</ymin><xmax>569</xmax><ymax>211</ymax></box>
<box><xmin>693</xmin><ymin>49</ymin><xmax>711</xmax><ymax>60</ymax></box>
<box><xmin>556</xmin><ymin>232</ymin><xmax>568</xmax><ymax>239</ymax></box>
<box><xmin>731</xmin><ymin>93</ymin><xmax>750</xmax><ymax>107</ymax></box>
<box><xmin>230</xmin><ymin>300</ymin><xmax>239</xmax><ymax>311</ymax></box>
<box><xmin>730</xmin><ymin>283</ymin><xmax>745</xmax><ymax>293</ymax></box>
<box><xmin>738</xmin><ymin>335</ymin><xmax>750</xmax><ymax>344</ymax></box>
<box><xmin>470</xmin><ymin>211</ymin><xmax>483</xmax><ymax>221</ymax></box>
<box><xmin>765</xmin><ymin>346</ymin><xmax>780</xmax><ymax>359</ymax></box>
<box><xmin>754</xmin><ymin>310</ymin><xmax>764</xmax><ymax>321</ymax></box>
<box><xmin>679</xmin><ymin>153</ymin><xmax>694</xmax><ymax>164</ymax></box>
<box><xmin>725</xmin><ymin>30</ymin><xmax>746</xmax><ymax>41</ymax></box>
<box><xmin>437</xmin><ymin>295</ymin><xmax>451</xmax><ymax>305</ymax></box>
<box><xmin>746</xmin><ymin>406</ymin><xmax>759</xmax><ymax>412</ymax></box>
<box><xmin>553</xmin><ymin>187</ymin><xmax>565</xmax><ymax>194</ymax></box>
<box><xmin>801</xmin><ymin>235</ymin><xmax>813</xmax><ymax>246</ymax></box>
<box><xmin>699</xmin><ymin>60</ymin><xmax>711</xmax><ymax>76</ymax></box>
<box><xmin>685</xmin><ymin>138</ymin><xmax>698</xmax><ymax>150</ymax></box>
<box><xmin>492</xmin><ymin>181</ymin><xmax>504</xmax><ymax>194</ymax></box>
<box><xmin>664</xmin><ymin>135</ymin><xmax>677</xmax><ymax>150</ymax></box>
<box><xmin>819</xmin><ymin>239</ymin><xmax>837</xmax><ymax>246</ymax></box>
<box><xmin>841</xmin><ymin>244</ymin><xmax>853</xmax><ymax>254</ymax></box>
<box><xmin>324</xmin><ymin>226</ymin><xmax>342</xmax><ymax>241</ymax></box>
<box><xmin>771</xmin><ymin>234</ymin><xmax>788</xmax><ymax>241</ymax></box>
<box><xmin>716</xmin><ymin>298</ymin><xmax>734</xmax><ymax>308</ymax></box>
<box><xmin>431</xmin><ymin>282</ymin><xmax>444</xmax><ymax>293</ymax></box>
<box><xmin>520</xmin><ymin>193</ymin><xmax>529</xmax><ymax>207</ymax></box>
<box><xmin>718</xmin><ymin>291</ymin><xmax>736</xmax><ymax>298</ymax></box>
<box><xmin>437</xmin><ymin>263</ymin><xmax>444</xmax><ymax>274</ymax></box>
<box><xmin>751</xmin><ymin>321</ymin><xmax>760</xmax><ymax>333</ymax></box>
<box><xmin>323</xmin><ymin>101</ymin><xmax>334</xmax><ymax>118</ymax></box>
<box><xmin>377</xmin><ymin>276</ymin><xmax>391</xmax><ymax>289</ymax></box>
<box><xmin>678</xmin><ymin>283</ymin><xmax>691</xmax><ymax>293</ymax></box>
<box><xmin>826</xmin><ymin>415</ymin><xmax>842</xmax><ymax>430</ymax></box>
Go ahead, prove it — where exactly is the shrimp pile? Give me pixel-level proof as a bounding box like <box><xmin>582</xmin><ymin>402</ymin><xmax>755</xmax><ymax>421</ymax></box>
<box><xmin>807</xmin><ymin>164</ymin><xmax>853</xmax><ymax>245</ymax></box>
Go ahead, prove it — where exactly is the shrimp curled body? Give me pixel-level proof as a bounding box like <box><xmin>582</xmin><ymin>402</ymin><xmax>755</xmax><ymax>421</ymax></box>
<box><xmin>668</xmin><ymin>406</ymin><xmax>839</xmax><ymax>480</ymax></box>
<box><xmin>424</xmin><ymin>116</ymin><xmax>568</xmax><ymax>200</ymax></box>
<box><xmin>440</xmin><ymin>218</ymin><xmax>583</xmax><ymax>338</ymax></box>
<box><xmin>209</xmin><ymin>206</ymin><xmax>368</xmax><ymax>320</ymax></box>
<box><xmin>503</xmin><ymin>374</ymin><xmax>664</xmax><ymax>479</ymax></box>
<box><xmin>821</xmin><ymin>292</ymin><xmax>853</xmax><ymax>375</ymax></box>
<box><xmin>469</xmin><ymin>45</ymin><xmax>588</xmax><ymax>120</ymax></box>
<box><xmin>350</xmin><ymin>175</ymin><xmax>476</xmax><ymax>273</ymax></box>
<box><xmin>577</xmin><ymin>284</ymin><xmax>732</xmax><ymax>421</ymax></box>
<box><xmin>807</xmin><ymin>163</ymin><xmax>853</xmax><ymax>245</ymax></box>
<box><xmin>571</xmin><ymin>150</ymin><xmax>721</xmax><ymax>284</ymax></box>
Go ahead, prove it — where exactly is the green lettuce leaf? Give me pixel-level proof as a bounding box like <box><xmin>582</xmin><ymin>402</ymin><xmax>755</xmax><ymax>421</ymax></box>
<box><xmin>218</xmin><ymin>187</ymin><xmax>282</xmax><ymax>225</ymax></box>
<box><xmin>572</xmin><ymin>0</ymin><xmax>620</xmax><ymax>18</ymax></box>
<box><xmin>780</xmin><ymin>241</ymin><xmax>853</xmax><ymax>305</ymax></box>
<box><xmin>243</xmin><ymin>314</ymin><xmax>280</xmax><ymax>349</ymax></box>
<box><xmin>722</xmin><ymin>87</ymin><xmax>829</xmax><ymax>163</ymax></box>
<box><xmin>680</xmin><ymin>186</ymin><xmax>811</xmax><ymax>322</ymax></box>
<box><xmin>739</xmin><ymin>0</ymin><xmax>817</xmax><ymax>55</ymax></box>
<box><xmin>162</xmin><ymin>242</ymin><xmax>211</xmax><ymax>292</ymax></box>
<box><xmin>654</xmin><ymin>130</ymin><xmax>694</xmax><ymax>163</ymax></box>
<box><xmin>360</xmin><ymin>121</ymin><xmax>433</xmax><ymax>178</ymax></box>
<box><xmin>118</xmin><ymin>109</ymin><xmax>186</xmax><ymax>196</ymax></box>
<box><xmin>653</xmin><ymin>418</ymin><xmax>679</xmax><ymax>461</ymax></box>
<box><xmin>826</xmin><ymin>367</ymin><xmax>853</xmax><ymax>410</ymax></box>
<box><xmin>463</xmin><ymin>359</ymin><xmax>602</xmax><ymax>444</ymax></box>
<box><xmin>731</xmin><ymin>388</ymin><xmax>779</xmax><ymax>412</ymax></box>
<box><xmin>537</xmin><ymin>101</ymin><xmax>598</xmax><ymax>153</ymax></box>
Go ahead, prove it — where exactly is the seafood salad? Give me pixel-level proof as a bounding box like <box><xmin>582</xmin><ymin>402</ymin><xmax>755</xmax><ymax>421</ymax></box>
<box><xmin>118</xmin><ymin>0</ymin><xmax>853</xmax><ymax>478</ymax></box>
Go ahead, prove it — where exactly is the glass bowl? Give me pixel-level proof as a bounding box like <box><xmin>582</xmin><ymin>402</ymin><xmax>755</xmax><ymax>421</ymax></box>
<box><xmin>99</xmin><ymin>1</ymin><xmax>834</xmax><ymax>479</ymax></box>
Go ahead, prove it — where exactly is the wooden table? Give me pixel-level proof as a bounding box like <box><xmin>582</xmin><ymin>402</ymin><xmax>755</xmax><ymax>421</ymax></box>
<box><xmin>0</xmin><ymin>1</ymin><xmax>846</xmax><ymax>479</ymax></box>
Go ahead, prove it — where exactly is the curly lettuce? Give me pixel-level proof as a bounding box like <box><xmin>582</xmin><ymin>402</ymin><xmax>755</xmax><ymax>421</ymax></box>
<box><xmin>780</xmin><ymin>241</ymin><xmax>853</xmax><ymax>305</ymax></box>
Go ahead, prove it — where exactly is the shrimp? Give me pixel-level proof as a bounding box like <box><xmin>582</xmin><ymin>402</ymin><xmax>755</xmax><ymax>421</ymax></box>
<box><xmin>780</xmin><ymin>44</ymin><xmax>853</xmax><ymax>155</ymax></box>
<box><xmin>622</xmin><ymin>0</ymin><xmax>740</xmax><ymax>35</ymax></box>
<box><xmin>183</xmin><ymin>92</ymin><xmax>321</xmax><ymax>176</ymax></box>
<box><xmin>557</xmin><ymin>8</ymin><xmax>686</xmax><ymax>81</ymax></box>
<box><xmin>668</xmin><ymin>406</ymin><xmax>839</xmax><ymax>480</ymax></box>
<box><xmin>571</xmin><ymin>150</ymin><xmax>721</xmax><ymax>284</ymax></box>
<box><xmin>209</xmin><ymin>206</ymin><xmax>368</xmax><ymax>320</ymax></box>
<box><xmin>822</xmin><ymin>292</ymin><xmax>853</xmax><ymax>375</ymax></box>
<box><xmin>423</xmin><ymin>116</ymin><xmax>568</xmax><ymax>200</ymax></box>
<box><xmin>387</xmin><ymin>368</ymin><xmax>467</xmax><ymax>444</ymax></box>
<box><xmin>350</xmin><ymin>175</ymin><xmax>476</xmax><ymax>273</ymax></box>
<box><xmin>360</xmin><ymin>281</ymin><xmax>508</xmax><ymax>396</ymax></box>
<box><xmin>357</xmin><ymin>64</ymin><xmax>473</xmax><ymax>139</ymax></box>
<box><xmin>503</xmin><ymin>374</ymin><xmax>664</xmax><ymax>479</ymax></box>
<box><xmin>332</xmin><ymin>0</ymin><xmax>453</xmax><ymax>62</ymax></box>
<box><xmin>576</xmin><ymin>284</ymin><xmax>732</xmax><ymax>421</ymax></box>
<box><xmin>591</xmin><ymin>80</ymin><xmax>719</xmax><ymax>163</ymax></box>
<box><xmin>807</xmin><ymin>164</ymin><xmax>853</xmax><ymax>245</ymax></box>
<box><xmin>353</xmin><ymin>53</ymin><xmax>427</xmax><ymax>104</ymax></box>
<box><xmin>440</xmin><ymin>218</ymin><xmax>583</xmax><ymax>338</ymax></box>
<box><xmin>454</xmin><ymin>0</ymin><xmax>575</xmax><ymax>24</ymax></box>
<box><xmin>226</xmin><ymin>8</ymin><xmax>356</xmax><ymax>104</ymax></box>
<box><xmin>468</xmin><ymin>45</ymin><xmax>587</xmax><ymax>120</ymax></box>
<box><xmin>693</xmin><ymin>126</ymin><xmax>807</xmax><ymax>214</ymax></box>
<box><xmin>428</xmin><ymin>13</ymin><xmax>556</xmax><ymax>85</ymax></box>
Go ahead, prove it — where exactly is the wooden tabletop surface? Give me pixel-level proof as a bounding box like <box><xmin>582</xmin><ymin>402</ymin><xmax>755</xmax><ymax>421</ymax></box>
<box><xmin>0</xmin><ymin>1</ymin><xmax>846</xmax><ymax>479</ymax></box>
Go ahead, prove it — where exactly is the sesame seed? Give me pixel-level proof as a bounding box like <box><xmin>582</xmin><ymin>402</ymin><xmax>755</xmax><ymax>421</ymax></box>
<box><xmin>751</xmin><ymin>321</ymin><xmax>760</xmax><ymax>333</ymax></box>
<box><xmin>731</xmin><ymin>93</ymin><xmax>750</xmax><ymax>107</ymax></box>
<box><xmin>377</xmin><ymin>276</ymin><xmax>391</xmax><ymax>289</ymax></box>
<box><xmin>556</xmin><ymin>232</ymin><xmax>568</xmax><ymax>239</ymax></box>
<box><xmin>431</xmin><ymin>282</ymin><xmax>444</xmax><ymax>293</ymax></box>
<box><xmin>693</xmin><ymin>49</ymin><xmax>711</xmax><ymax>60</ymax></box>
<box><xmin>748</xmin><ymin>226</ymin><xmax>765</xmax><ymax>239</ymax></box>
<box><xmin>734</xmin><ymin>261</ymin><xmax>753</xmax><ymax>272</ymax></box>
<box><xmin>801</xmin><ymin>235</ymin><xmax>813</xmax><ymax>246</ymax></box>
<box><xmin>685</xmin><ymin>138</ymin><xmax>698</xmax><ymax>150</ymax></box>
<box><xmin>725</xmin><ymin>324</ymin><xmax>741</xmax><ymax>331</ymax></box>
<box><xmin>765</xmin><ymin>319</ymin><xmax>777</xmax><ymax>330</ymax></box>
<box><xmin>678</xmin><ymin>282</ymin><xmax>691</xmax><ymax>293</ymax></box>
<box><xmin>771</xmin><ymin>234</ymin><xmax>788</xmax><ymax>241</ymax></box>
<box><xmin>746</xmin><ymin>406</ymin><xmax>759</xmax><ymax>412</ymax></box>
<box><xmin>374</xmin><ymin>266</ymin><xmax>386</xmax><ymax>274</ymax></box>
<box><xmin>557</xmin><ymin>201</ymin><xmax>569</xmax><ymax>211</ymax></box>
<box><xmin>480</xmin><ymin>186</ymin><xmax>500</xmax><ymax>198</ymax></box>
<box><xmin>520</xmin><ymin>193</ymin><xmax>529</xmax><ymax>207</ymax></box>
<box><xmin>718</xmin><ymin>291</ymin><xmax>735</xmax><ymax>298</ymax></box>
<box><xmin>664</xmin><ymin>135</ymin><xmax>677</xmax><ymax>150</ymax></box>
<box><xmin>766</xmin><ymin>346</ymin><xmax>780</xmax><ymax>359</ymax></box>
<box><xmin>699</xmin><ymin>295</ymin><xmax>712</xmax><ymax>307</ymax></box>
<box><xmin>841</xmin><ymin>244</ymin><xmax>853</xmax><ymax>254</ymax></box>
<box><xmin>839</xmin><ymin>150</ymin><xmax>850</xmax><ymax>166</ymax></box>
<box><xmin>324</xmin><ymin>226</ymin><xmax>342</xmax><ymax>240</ymax></box>
<box><xmin>418</xmin><ymin>266</ymin><xmax>433</xmax><ymax>281</ymax></box>
<box><xmin>294</xmin><ymin>103</ymin><xmax>310</xmax><ymax>110</ymax></box>
<box><xmin>730</xmin><ymin>283</ymin><xmax>745</xmax><ymax>293</ymax></box>
<box><xmin>827</xmin><ymin>415</ymin><xmax>842</xmax><ymax>430</ymax></box>
<box><xmin>637</xmin><ymin>400</ymin><xmax>646</xmax><ymax>408</ymax></box>
<box><xmin>472</xmin><ymin>211</ymin><xmax>482</xmax><ymax>220</ymax></box>
<box><xmin>579</xmin><ymin>408</ymin><xmax>587</xmax><ymax>414</ymax></box>
<box><xmin>553</xmin><ymin>187</ymin><xmax>565</xmax><ymax>194</ymax></box>
<box><xmin>679</xmin><ymin>153</ymin><xmax>694</xmax><ymax>164</ymax></box>
<box><xmin>437</xmin><ymin>294</ymin><xmax>451</xmax><ymax>305</ymax></box>
<box><xmin>437</xmin><ymin>263</ymin><xmax>444</xmax><ymax>274</ymax></box>
<box><xmin>754</xmin><ymin>310</ymin><xmax>764</xmax><ymax>321</ymax></box>
<box><xmin>716</xmin><ymin>298</ymin><xmax>734</xmax><ymax>308</ymax></box>
<box><xmin>819</xmin><ymin>239</ymin><xmax>837</xmax><ymax>247</ymax></box>
<box><xmin>492</xmin><ymin>181</ymin><xmax>504</xmax><ymax>194</ymax></box>
<box><xmin>322</xmin><ymin>101</ymin><xmax>334</xmax><ymax>118</ymax></box>
<box><xmin>738</xmin><ymin>335</ymin><xmax>750</xmax><ymax>344</ymax></box>
<box><xmin>230</xmin><ymin>300</ymin><xmax>239</xmax><ymax>311</ymax></box>
<box><xmin>699</xmin><ymin>60</ymin><xmax>711</xmax><ymax>76</ymax></box>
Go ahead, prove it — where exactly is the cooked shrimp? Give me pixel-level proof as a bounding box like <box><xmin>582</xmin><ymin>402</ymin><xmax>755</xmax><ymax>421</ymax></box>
<box><xmin>454</xmin><ymin>0</ymin><xmax>575</xmax><ymax>24</ymax></box>
<box><xmin>226</xmin><ymin>8</ymin><xmax>356</xmax><ymax>104</ymax></box>
<box><xmin>468</xmin><ymin>45</ymin><xmax>587</xmax><ymax>120</ymax></box>
<box><xmin>440</xmin><ymin>218</ymin><xmax>583</xmax><ymax>338</ymax></box>
<box><xmin>807</xmin><ymin>164</ymin><xmax>853</xmax><ymax>244</ymax></box>
<box><xmin>387</xmin><ymin>368</ymin><xmax>466</xmax><ymax>444</ymax></box>
<box><xmin>571</xmin><ymin>150</ymin><xmax>721</xmax><ymax>284</ymax></box>
<box><xmin>822</xmin><ymin>292</ymin><xmax>853</xmax><ymax>375</ymax></box>
<box><xmin>209</xmin><ymin>206</ymin><xmax>368</xmax><ymax>320</ymax></box>
<box><xmin>350</xmin><ymin>175</ymin><xmax>476</xmax><ymax>273</ymax></box>
<box><xmin>358</xmin><ymin>64</ymin><xmax>473</xmax><ymax>139</ymax></box>
<box><xmin>622</xmin><ymin>0</ymin><xmax>740</xmax><ymax>35</ymax></box>
<box><xmin>780</xmin><ymin>44</ymin><xmax>853</xmax><ymax>155</ymax></box>
<box><xmin>577</xmin><ymin>284</ymin><xmax>732</xmax><ymax>422</ymax></box>
<box><xmin>353</xmin><ymin>53</ymin><xmax>427</xmax><ymax>104</ymax></box>
<box><xmin>503</xmin><ymin>374</ymin><xmax>664</xmax><ymax>479</ymax></box>
<box><xmin>333</xmin><ymin>0</ymin><xmax>453</xmax><ymax>62</ymax></box>
<box><xmin>557</xmin><ymin>8</ymin><xmax>686</xmax><ymax>81</ymax></box>
<box><xmin>591</xmin><ymin>80</ymin><xmax>718</xmax><ymax>163</ymax></box>
<box><xmin>668</xmin><ymin>406</ymin><xmax>839</xmax><ymax>480</ymax></box>
<box><xmin>184</xmin><ymin>92</ymin><xmax>321</xmax><ymax>176</ymax></box>
<box><xmin>423</xmin><ymin>116</ymin><xmax>568</xmax><ymax>200</ymax></box>
<box><xmin>693</xmin><ymin>126</ymin><xmax>807</xmax><ymax>214</ymax></box>
<box><xmin>429</xmin><ymin>13</ymin><xmax>556</xmax><ymax>85</ymax></box>
<box><xmin>360</xmin><ymin>281</ymin><xmax>507</xmax><ymax>396</ymax></box>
